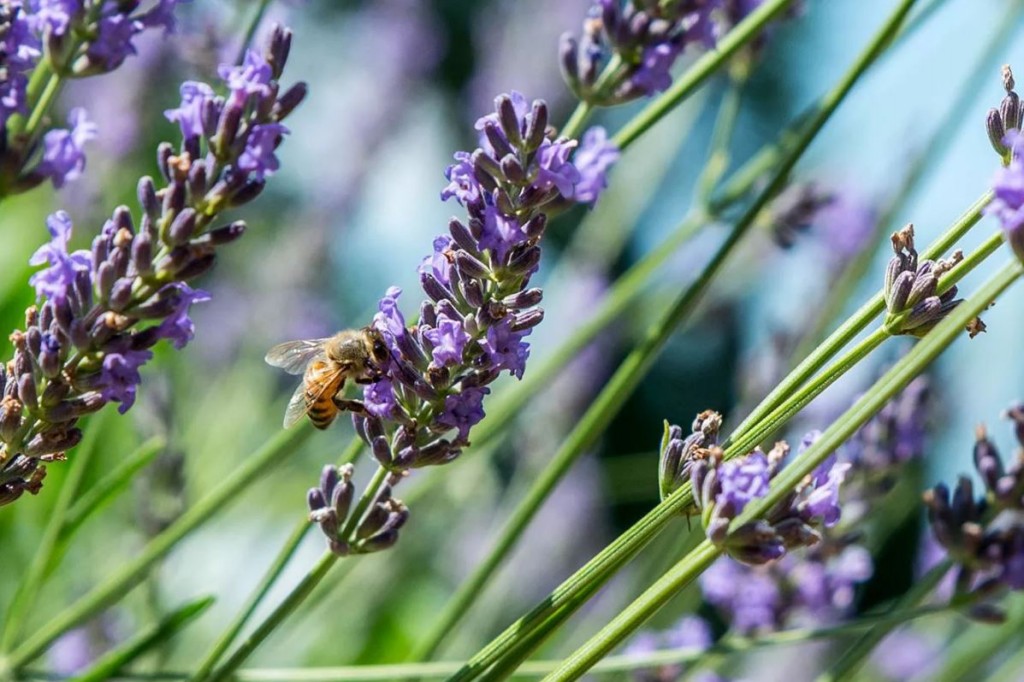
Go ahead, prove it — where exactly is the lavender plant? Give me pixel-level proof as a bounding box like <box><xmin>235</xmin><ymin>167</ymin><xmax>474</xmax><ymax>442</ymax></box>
<box><xmin>10</xmin><ymin>1</ymin><xmax>1024</xmax><ymax>681</ymax></box>
<box><xmin>0</xmin><ymin>25</ymin><xmax>305</xmax><ymax>506</ymax></box>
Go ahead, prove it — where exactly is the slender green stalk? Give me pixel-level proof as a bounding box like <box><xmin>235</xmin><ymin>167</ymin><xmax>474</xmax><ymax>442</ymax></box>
<box><xmin>192</xmin><ymin>439</ymin><xmax>365</xmax><ymax>682</ymax></box>
<box><xmin>613</xmin><ymin>0</ymin><xmax>797</xmax><ymax>149</ymax></box>
<box><xmin>67</xmin><ymin>598</ymin><xmax>214</xmax><ymax>682</ymax></box>
<box><xmin>559</xmin><ymin>101</ymin><xmax>594</xmax><ymax>141</ymax></box>
<box><xmin>816</xmin><ymin>560</ymin><xmax>953</xmax><ymax>682</ymax></box>
<box><xmin>1</xmin><ymin>418</ymin><xmax>103</xmax><ymax>652</ymax></box>
<box><xmin>547</xmin><ymin>259</ymin><xmax>1021</xmax><ymax>680</ymax></box>
<box><xmin>439</xmin><ymin>1</ymin><xmax>917</xmax><ymax>673</ymax></box>
<box><xmin>236</xmin><ymin>0</ymin><xmax>274</xmax><ymax>66</ymax></box>
<box><xmin>725</xmin><ymin>190</ymin><xmax>991</xmax><ymax>448</ymax></box>
<box><xmin>7</xmin><ymin>425</ymin><xmax>315</xmax><ymax>669</ymax></box>
<box><xmin>205</xmin><ymin>552</ymin><xmax>339</xmax><ymax>682</ymax></box>
<box><xmin>203</xmin><ymin>465</ymin><xmax>389</xmax><ymax>682</ymax></box>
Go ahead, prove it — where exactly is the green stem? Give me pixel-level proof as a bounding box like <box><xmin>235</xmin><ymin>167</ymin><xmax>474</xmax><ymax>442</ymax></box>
<box><xmin>446</xmin><ymin>2</ymin><xmax>917</xmax><ymax>675</ymax></box>
<box><xmin>548</xmin><ymin>259</ymin><xmax>1021</xmax><ymax>680</ymax></box>
<box><xmin>542</xmin><ymin>541</ymin><xmax>721</xmax><ymax>681</ymax></box>
<box><xmin>22</xmin><ymin>73</ymin><xmax>62</xmax><ymax>148</ymax></box>
<box><xmin>725</xmin><ymin>190</ymin><xmax>991</xmax><ymax>449</ymax></box>
<box><xmin>191</xmin><ymin>439</ymin><xmax>364</xmax><ymax>682</ymax></box>
<box><xmin>1</xmin><ymin>418</ymin><xmax>102</xmax><ymax>652</ymax></box>
<box><xmin>236</xmin><ymin>0</ymin><xmax>274</xmax><ymax>66</ymax></box>
<box><xmin>7</xmin><ymin>425</ymin><xmax>315</xmax><ymax>670</ymax></box>
<box><xmin>205</xmin><ymin>553</ymin><xmax>339</xmax><ymax>682</ymax></box>
<box><xmin>695</xmin><ymin>78</ymin><xmax>746</xmax><ymax>205</ymax></box>
<box><xmin>559</xmin><ymin>101</ymin><xmax>593</xmax><ymax>141</ymax></box>
<box><xmin>613</xmin><ymin>0</ymin><xmax>797</xmax><ymax>150</ymax></box>
<box><xmin>203</xmin><ymin>465</ymin><xmax>389</xmax><ymax>682</ymax></box>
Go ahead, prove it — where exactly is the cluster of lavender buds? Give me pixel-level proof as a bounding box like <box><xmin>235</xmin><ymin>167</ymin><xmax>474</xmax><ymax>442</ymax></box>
<box><xmin>923</xmin><ymin>404</ymin><xmax>1024</xmax><ymax>610</ymax></box>
<box><xmin>307</xmin><ymin>465</ymin><xmax>409</xmax><ymax>556</ymax></box>
<box><xmin>882</xmin><ymin>223</ymin><xmax>972</xmax><ymax>337</ymax></box>
<box><xmin>0</xmin><ymin>26</ymin><xmax>306</xmax><ymax>507</ymax></box>
<box><xmin>985</xmin><ymin>67</ymin><xmax>1024</xmax><ymax>265</ymax></box>
<box><xmin>305</xmin><ymin>93</ymin><xmax>618</xmax><ymax>555</ymax></box>
<box><xmin>985</xmin><ymin>65</ymin><xmax>1022</xmax><ymax>163</ymax></box>
<box><xmin>700</xmin><ymin>537</ymin><xmax>872</xmax><ymax>633</ymax></box>
<box><xmin>660</xmin><ymin>413</ymin><xmax>849</xmax><ymax>564</ymax></box>
<box><xmin>1</xmin><ymin>0</ymin><xmax>184</xmax><ymax>193</ymax></box>
<box><xmin>560</xmin><ymin>0</ymin><xmax>720</xmax><ymax>105</ymax></box>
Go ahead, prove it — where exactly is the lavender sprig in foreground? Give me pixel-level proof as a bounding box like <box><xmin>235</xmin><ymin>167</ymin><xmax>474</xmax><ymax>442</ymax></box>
<box><xmin>306</xmin><ymin>93</ymin><xmax>617</xmax><ymax>555</ymax></box>
<box><xmin>0</xmin><ymin>26</ymin><xmax>307</xmax><ymax>506</ymax></box>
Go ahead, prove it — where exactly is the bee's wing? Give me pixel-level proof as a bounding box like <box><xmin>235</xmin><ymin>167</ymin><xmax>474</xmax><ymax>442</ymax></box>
<box><xmin>283</xmin><ymin>381</ymin><xmax>311</xmax><ymax>429</ymax></box>
<box><xmin>265</xmin><ymin>338</ymin><xmax>329</xmax><ymax>375</ymax></box>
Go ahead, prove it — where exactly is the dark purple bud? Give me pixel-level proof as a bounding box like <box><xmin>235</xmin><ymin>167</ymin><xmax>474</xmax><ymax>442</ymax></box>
<box><xmin>905</xmin><ymin>271</ymin><xmax>937</xmax><ymax>309</ymax></box>
<box><xmin>108</xmin><ymin>278</ymin><xmax>134</xmax><ymax>312</ymax></box>
<box><xmin>131</xmin><ymin>327</ymin><xmax>162</xmax><ymax>350</ymax></box>
<box><xmin>274</xmin><ymin>82</ymin><xmax>308</xmax><ymax>121</ymax></box>
<box><xmin>95</xmin><ymin>262</ymin><xmax>116</xmax><ymax>303</ymax></box>
<box><xmin>216</xmin><ymin>99</ymin><xmax>244</xmax><ymax>151</ymax></box>
<box><xmin>507</xmin><ymin>245</ymin><xmax>542</xmax><ymax>275</ymax></box>
<box><xmin>168</xmin><ymin>208</ymin><xmax>198</xmax><ymax>245</ymax></box>
<box><xmin>157</xmin><ymin>143</ymin><xmax>174</xmax><ymax>183</ymax></box>
<box><xmin>39</xmin><ymin>378</ymin><xmax>70</xmax><ymax>407</ymax></box>
<box><xmin>499</xmin><ymin>154</ymin><xmax>527</xmax><ymax>184</ymax></box>
<box><xmin>559</xmin><ymin>34</ymin><xmax>581</xmax><ymax>92</ymax></box>
<box><xmin>988</xmin><ymin>109</ymin><xmax>1008</xmax><ymax>156</ymax></box>
<box><xmin>91</xmin><ymin>233</ymin><xmax>109</xmax><ymax>270</ymax></box>
<box><xmin>44</xmin><ymin>393</ymin><xmax>104</xmax><ymax>421</ymax></box>
<box><xmin>461</xmin><ymin>367</ymin><xmax>501</xmax><ymax>389</ymax></box>
<box><xmin>503</xmin><ymin>288</ymin><xmax>543</xmax><ymax>309</ymax></box>
<box><xmin>175</xmin><ymin>253</ymin><xmax>217</xmax><ymax>280</ymax></box>
<box><xmin>188</xmin><ymin>161</ymin><xmax>208</xmax><ymax>199</ymax></box>
<box><xmin>371</xmin><ymin>436</ymin><xmax>393</xmax><ymax>467</ymax></box>
<box><xmin>162</xmin><ymin>183</ymin><xmax>186</xmax><ymax>223</ymax></box>
<box><xmin>26</xmin><ymin>326</ymin><xmax>41</xmax><ymax>360</ymax></box>
<box><xmin>197</xmin><ymin>221</ymin><xmax>247</xmax><ymax>247</ymax></box>
<box><xmin>470</xmin><ymin>150</ymin><xmax>502</xmax><ymax>191</ymax></box>
<box><xmin>523</xmin><ymin>100</ymin><xmax>548</xmax><ymax>152</ymax></box>
<box><xmin>230</xmin><ymin>179</ymin><xmax>266</xmax><ymax>206</ymax></box>
<box><xmin>462</xmin><ymin>277</ymin><xmax>484</xmax><ymax>309</ymax></box>
<box><xmin>1001</xmin><ymin>91</ymin><xmax>1022</xmax><ymax>134</ymax></box>
<box><xmin>137</xmin><ymin>177</ymin><xmax>160</xmax><ymax>219</ymax></box>
<box><xmin>511</xmin><ymin>309</ymin><xmax>544</xmax><ymax>332</ymax></box>
<box><xmin>25</xmin><ymin>427</ymin><xmax>82</xmax><ymax>456</ymax></box>
<box><xmin>419</xmin><ymin>301</ymin><xmax>437</xmax><ymax>328</ymax></box>
<box><xmin>307</xmin><ymin>487</ymin><xmax>326</xmax><ymax>511</ymax></box>
<box><xmin>267</xmin><ymin>24</ymin><xmax>292</xmax><ymax>78</ymax></box>
<box><xmin>17</xmin><ymin>374</ymin><xmax>36</xmax><ymax>410</ymax></box>
<box><xmin>482</xmin><ymin>121</ymin><xmax>515</xmax><ymax>161</ymax></box>
<box><xmin>0</xmin><ymin>397</ymin><xmax>24</xmax><ymax>442</ymax></box>
<box><xmin>522</xmin><ymin>214</ymin><xmax>547</xmax><ymax>239</ymax></box>
<box><xmin>448</xmin><ymin>218</ymin><xmax>479</xmax><ymax>255</ymax></box>
<box><xmin>420</xmin><ymin>272</ymin><xmax>452</xmax><ymax>303</ymax></box>
<box><xmin>902</xmin><ymin>297</ymin><xmax>946</xmax><ymax>332</ymax></box>
<box><xmin>69</xmin><ymin>320</ymin><xmax>90</xmax><ymax>349</ymax></box>
<box><xmin>886</xmin><ymin>271</ymin><xmax>915</xmax><ymax>314</ymax></box>
<box><xmin>131</xmin><ymin>233</ymin><xmax>154</xmax><ymax>276</ymax></box>
<box><xmin>974</xmin><ymin>428</ymin><xmax>1004</xmax><ymax>494</ymax></box>
<box><xmin>496</xmin><ymin>94</ymin><xmax>524</xmax><ymax>149</ymax></box>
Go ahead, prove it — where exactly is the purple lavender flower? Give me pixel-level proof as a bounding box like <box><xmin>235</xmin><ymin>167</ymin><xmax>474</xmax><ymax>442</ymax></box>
<box><xmin>419</xmin><ymin>236</ymin><xmax>455</xmax><ymax>288</ymax></box>
<box><xmin>364</xmin><ymin>379</ymin><xmax>397</xmax><ymax>419</ymax></box>
<box><xmin>219</xmin><ymin>49</ymin><xmax>274</xmax><ymax>103</ymax></box>
<box><xmin>0</xmin><ymin>25</ymin><xmax>305</xmax><ymax>507</ymax></box>
<box><xmin>716</xmin><ymin>450</ymin><xmax>771</xmax><ymax>513</ymax></box>
<box><xmin>164</xmin><ymin>82</ymin><xmax>218</xmax><ymax>140</ymax></box>
<box><xmin>481</xmin><ymin>320</ymin><xmax>530</xmax><ymax>379</ymax></box>
<box><xmin>871</xmin><ymin>628</ymin><xmax>943</xmax><ymax>681</ymax></box>
<box><xmin>99</xmin><ymin>349</ymin><xmax>153</xmax><ymax>414</ymax></box>
<box><xmin>155</xmin><ymin>285</ymin><xmax>211</xmax><ymax>349</ymax></box>
<box><xmin>27</xmin><ymin>211</ymin><xmax>92</xmax><ymax>301</ymax></box>
<box><xmin>623</xmin><ymin>615</ymin><xmax>713</xmax><ymax>682</ymax></box>
<box><xmin>701</xmin><ymin>558</ymin><xmax>781</xmax><ymax>632</ymax></box>
<box><xmin>38</xmin><ymin>108</ymin><xmax>98</xmax><ymax>188</ymax></box>
<box><xmin>560</xmin><ymin>1</ymin><xmax>721</xmax><ymax>105</ymax></box>
<box><xmin>571</xmin><ymin>126</ymin><xmax>619</xmax><ymax>205</ymax></box>
<box><xmin>423</xmin><ymin>313</ymin><xmax>470</xmax><ymax>367</ymax></box>
<box><xmin>437</xmin><ymin>387</ymin><xmax>489</xmax><ymax>441</ymax></box>
<box><xmin>0</xmin><ymin>2</ymin><xmax>40</xmax><ymax>125</ymax></box>
<box><xmin>237</xmin><ymin>122</ymin><xmax>289</xmax><ymax>180</ymax></box>
<box><xmin>882</xmin><ymin>223</ymin><xmax>966</xmax><ymax>337</ymax></box>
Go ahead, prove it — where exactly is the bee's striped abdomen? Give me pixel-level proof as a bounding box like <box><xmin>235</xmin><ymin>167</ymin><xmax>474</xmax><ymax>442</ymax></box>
<box><xmin>303</xmin><ymin>361</ymin><xmax>346</xmax><ymax>430</ymax></box>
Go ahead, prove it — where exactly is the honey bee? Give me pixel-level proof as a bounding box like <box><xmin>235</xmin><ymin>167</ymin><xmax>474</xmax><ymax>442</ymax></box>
<box><xmin>265</xmin><ymin>327</ymin><xmax>390</xmax><ymax>429</ymax></box>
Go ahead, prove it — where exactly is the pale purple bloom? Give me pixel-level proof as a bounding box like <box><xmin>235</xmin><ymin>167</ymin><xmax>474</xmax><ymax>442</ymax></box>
<box><xmin>534</xmin><ymin>139</ymin><xmax>580</xmax><ymax>197</ymax></box>
<box><xmin>98</xmin><ymin>349</ymin><xmax>154</xmax><ymax>413</ymax></box>
<box><xmin>440</xmin><ymin>152</ymin><xmax>482</xmax><ymax>206</ymax></box>
<box><xmin>423</xmin><ymin>313</ymin><xmax>469</xmax><ymax>367</ymax></box>
<box><xmin>438</xmin><ymin>386</ymin><xmax>489</xmax><ymax>440</ymax></box>
<box><xmin>155</xmin><ymin>285</ymin><xmax>211</xmax><ymax>349</ymax></box>
<box><xmin>633</xmin><ymin>43</ymin><xmax>681</xmax><ymax>95</ymax></box>
<box><xmin>29</xmin><ymin>0</ymin><xmax>78</xmax><ymax>36</ymax></box>
<box><xmin>164</xmin><ymin>81</ymin><xmax>218</xmax><ymax>139</ymax></box>
<box><xmin>219</xmin><ymin>49</ymin><xmax>274</xmax><ymax>104</ymax></box>
<box><xmin>364</xmin><ymin>378</ymin><xmax>397</xmax><ymax>419</ymax></box>
<box><xmin>28</xmin><ymin>212</ymin><xmax>92</xmax><ymax>302</ymax></box>
<box><xmin>373</xmin><ymin>286</ymin><xmax>407</xmax><ymax>350</ymax></box>
<box><xmin>237</xmin><ymin>122</ymin><xmax>288</xmax><ymax>180</ymax></box>
<box><xmin>663</xmin><ymin>615</ymin><xmax>712</xmax><ymax>651</ymax></box>
<box><xmin>38</xmin><ymin>108</ymin><xmax>98</xmax><ymax>188</ymax></box>
<box><xmin>817</xmin><ymin>192</ymin><xmax>877</xmax><ymax>267</ymax></box>
<box><xmin>716</xmin><ymin>450</ymin><xmax>771</xmax><ymax>513</ymax></box>
<box><xmin>86</xmin><ymin>13</ymin><xmax>142</xmax><ymax>69</ymax></box>
<box><xmin>478</xmin><ymin>205</ymin><xmax>526</xmax><ymax>263</ymax></box>
<box><xmin>571</xmin><ymin>126</ymin><xmax>619</xmax><ymax>204</ymax></box>
<box><xmin>418</xmin><ymin>236</ymin><xmax>454</xmax><ymax>288</ymax></box>
<box><xmin>480</xmin><ymin>319</ymin><xmax>530</xmax><ymax>379</ymax></box>
<box><xmin>871</xmin><ymin>628</ymin><xmax>943</xmax><ymax>681</ymax></box>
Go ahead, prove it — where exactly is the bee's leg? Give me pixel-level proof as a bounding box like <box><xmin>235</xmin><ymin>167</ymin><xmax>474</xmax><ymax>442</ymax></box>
<box><xmin>354</xmin><ymin>375</ymin><xmax>378</xmax><ymax>385</ymax></box>
<box><xmin>332</xmin><ymin>396</ymin><xmax>369</xmax><ymax>416</ymax></box>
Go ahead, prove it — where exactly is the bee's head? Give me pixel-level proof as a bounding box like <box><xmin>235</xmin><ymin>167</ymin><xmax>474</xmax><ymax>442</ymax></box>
<box><xmin>363</xmin><ymin>327</ymin><xmax>390</xmax><ymax>374</ymax></box>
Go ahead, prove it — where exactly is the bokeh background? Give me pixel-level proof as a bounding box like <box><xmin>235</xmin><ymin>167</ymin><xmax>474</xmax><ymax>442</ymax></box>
<box><xmin>3</xmin><ymin>0</ymin><xmax>1024</xmax><ymax>678</ymax></box>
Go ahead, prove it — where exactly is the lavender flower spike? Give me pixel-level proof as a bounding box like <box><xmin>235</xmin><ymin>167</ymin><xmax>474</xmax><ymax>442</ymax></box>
<box><xmin>0</xmin><ymin>26</ymin><xmax>306</xmax><ymax>508</ymax></box>
<box><xmin>303</xmin><ymin>92</ymin><xmax>617</xmax><ymax>556</ymax></box>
